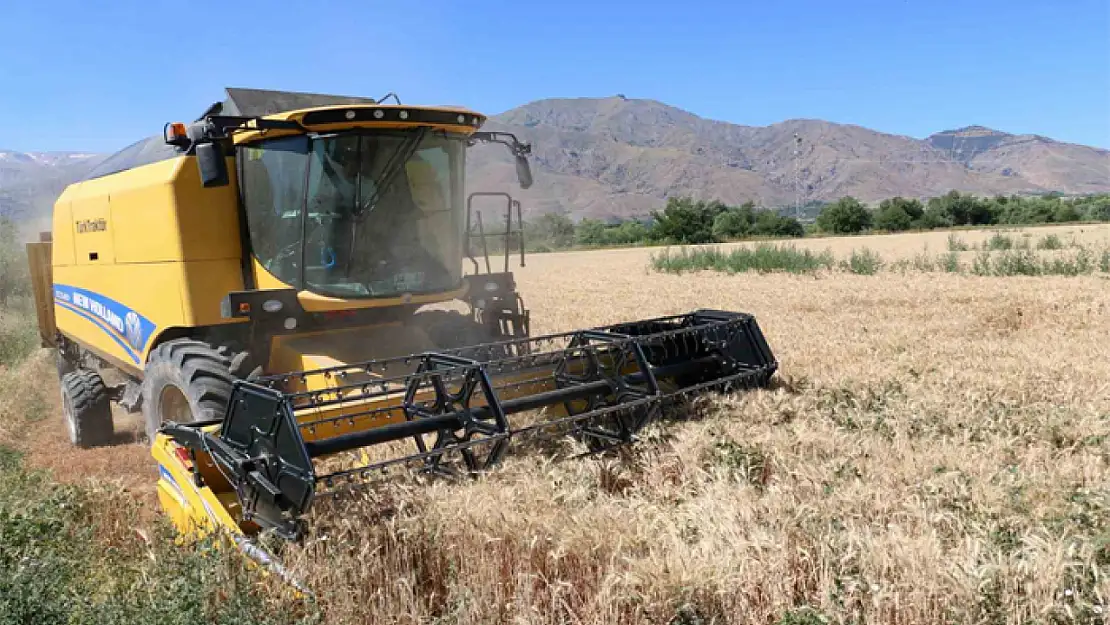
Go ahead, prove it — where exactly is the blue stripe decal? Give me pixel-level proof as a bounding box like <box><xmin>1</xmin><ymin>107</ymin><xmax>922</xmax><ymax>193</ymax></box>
<box><xmin>53</xmin><ymin>284</ymin><xmax>156</xmax><ymax>364</ymax></box>
<box><xmin>159</xmin><ymin>465</ymin><xmax>187</xmax><ymax>504</ymax></box>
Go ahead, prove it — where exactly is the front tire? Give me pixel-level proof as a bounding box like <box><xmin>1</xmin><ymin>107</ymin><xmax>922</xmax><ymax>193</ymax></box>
<box><xmin>141</xmin><ymin>339</ymin><xmax>235</xmax><ymax>443</ymax></box>
<box><xmin>60</xmin><ymin>369</ymin><xmax>113</xmax><ymax>448</ymax></box>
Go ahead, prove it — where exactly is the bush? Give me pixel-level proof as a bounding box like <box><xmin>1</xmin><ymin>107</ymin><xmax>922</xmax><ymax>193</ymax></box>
<box><xmin>983</xmin><ymin>233</ymin><xmax>1014</xmax><ymax>251</ymax></box>
<box><xmin>940</xmin><ymin>251</ymin><xmax>961</xmax><ymax>273</ymax></box>
<box><xmin>0</xmin><ymin>311</ymin><xmax>38</xmax><ymax>368</ymax></box>
<box><xmin>841</xmin><ymin>248</ymin><xmax>883</xmax><ymax>275</ymax></box>
<box><xmin>1036</xmin><ymin>234</ymin><xmax>1064</xmax><ymax>250</ymax></box>
<box><xmin>0</xmin><ymin>218</ymin><xmax>30</xmax><ymax>306</ymax></box>
<box><xmin>651</xmin><ymin>245</ymin><xmax>835</xmax><ymax>274</ymax></box>
<box><xmin>947</xmin><ymin>234</ymin><xmax>970</xmax><ymax>252</ymax></box>
<box><xmin>816</xmin><ymin>197</ymin><xmax>872</xmax><ymax>234</ymax></box>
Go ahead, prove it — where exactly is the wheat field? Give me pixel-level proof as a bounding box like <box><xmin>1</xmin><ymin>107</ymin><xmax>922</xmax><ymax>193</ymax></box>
<box><xmin>5</xmin><ymin>224</ymin><xmax>1110</xmax><ymax>624</ymax></box>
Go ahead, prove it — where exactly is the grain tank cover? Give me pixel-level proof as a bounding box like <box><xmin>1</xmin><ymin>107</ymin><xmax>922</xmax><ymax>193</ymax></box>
<box><xmin>198</xmin><ymin>88</ymin><xmax>381</xmax><ymax>120</ymax></box>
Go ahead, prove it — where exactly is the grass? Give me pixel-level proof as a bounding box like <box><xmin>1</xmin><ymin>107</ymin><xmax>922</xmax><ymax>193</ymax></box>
<box><xmin>4</xmin><ymin>223</ymin><xmax>1110</xmax><ymax>623</ymax></box>
<box><xmin>652</xmin><ymin>237</ymin><xmax>1110</xmax><ymax>279</ymax></box>
<box><xmin>0</xmin><ymin>355</ymin><xmax>316</xmax><ymax>625</ymax></box>
<box><xmin>0</xmin><ymin>298</ymin><xmax>38</xmax><ymax>369</ymax></box>
<box><xmin>1037</xmin><ymin>233</ymin><xmax>1066</xmax><ymax>250</ymax></box>
<box><xmin>651</xmin><ymin>244</ymin><xmax>835</xmax><ymax>274</ymax></box>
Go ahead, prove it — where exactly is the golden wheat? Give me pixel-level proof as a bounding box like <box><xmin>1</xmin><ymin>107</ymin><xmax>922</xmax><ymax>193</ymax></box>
<box><xmin>9</xmin><ymin>224</ymin><xmax>1110</xmax><ymax>623</ymax></box>
<box><xmin>265</xmin><ymin>226</ymin><xmax>1110</xmax><ymax>623</ymax></box>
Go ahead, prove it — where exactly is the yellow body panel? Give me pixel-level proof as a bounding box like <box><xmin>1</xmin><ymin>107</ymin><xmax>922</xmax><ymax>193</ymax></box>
<box><xmin>268</xmin><ymin>322</ymin><xmax>437</xmax><ymax>379</ymax></box>
<box><xmin>152</xmin><ymin>429</ymin><xmax>244</xmax><ymax>539</ymax></box>
<box><xmin>51</xmin><ymin>155</ymin><xmax>248</xmax><ymax>369</ymax></box>
<box><xmin>51</xmin><ymin>200</ymin><xmax>77</xmax><ymax>266</ymax></box>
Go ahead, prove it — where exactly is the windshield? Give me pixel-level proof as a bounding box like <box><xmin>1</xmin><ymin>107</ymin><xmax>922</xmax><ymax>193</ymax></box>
<box><xmin>239</xmin><ymin>130</ymin><xmax>466</xmax><ymax>298</ymax></box>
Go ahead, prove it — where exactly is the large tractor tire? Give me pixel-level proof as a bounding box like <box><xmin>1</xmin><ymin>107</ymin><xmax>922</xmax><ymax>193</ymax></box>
<box><xmin>141</xmin><ymin>339</ymin><xmax>235</xmax><ymax>443</ymax></box>
<box><xmin>60</xmin><ymin>369</ymin><xmax>113</xmax><ymax>448</ymax></box>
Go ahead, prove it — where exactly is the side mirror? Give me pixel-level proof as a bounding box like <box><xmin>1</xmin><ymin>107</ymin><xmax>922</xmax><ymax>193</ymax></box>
<box><xmin>196</xmin><ymin>141</ymin><xmax>229</xmax><ymax>188</ymax></box>
<box><xmin>515</xmin><ymin>155</ymin><xmax>533</xmax><ymax>190</ymax></box>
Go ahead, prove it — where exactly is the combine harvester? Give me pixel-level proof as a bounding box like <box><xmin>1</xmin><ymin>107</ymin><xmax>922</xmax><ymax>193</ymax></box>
<box><xmin>27</xmin><ymin>88</ymin><xmax>777</xmax><ymax>572</ymax></box>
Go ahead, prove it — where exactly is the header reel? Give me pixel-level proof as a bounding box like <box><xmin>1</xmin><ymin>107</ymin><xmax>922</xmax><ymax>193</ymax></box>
<box><xmin>161</xmin><ymin>310</ymin><xmax>776</xmax><ymax>540</ymax></box>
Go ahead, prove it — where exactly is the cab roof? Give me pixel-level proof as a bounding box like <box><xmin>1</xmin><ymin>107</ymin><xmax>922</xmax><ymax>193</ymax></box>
<box><xmin>83</xmin><ymin>88</ymin><xmax>482</xmax><ymax>182</ymax></box>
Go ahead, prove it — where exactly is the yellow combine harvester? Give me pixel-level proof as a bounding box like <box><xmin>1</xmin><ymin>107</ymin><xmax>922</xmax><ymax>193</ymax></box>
<box><xmin>28</xmin><ymin>88</ymin><xmax>777</xmax><ymax>564</ymax></box>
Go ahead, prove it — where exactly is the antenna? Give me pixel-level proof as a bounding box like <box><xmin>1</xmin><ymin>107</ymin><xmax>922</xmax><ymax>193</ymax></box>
<box><xmin>793</xmin><ymin>132</ymin><xmax>803</xmax><ymax>219</ymax></box>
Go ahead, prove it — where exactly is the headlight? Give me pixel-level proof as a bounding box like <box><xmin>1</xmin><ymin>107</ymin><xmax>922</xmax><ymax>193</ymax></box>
<box><xmin>483</xmin><ymin>282</ymin><xmax>500</xmax><ymax>293</ymax></box>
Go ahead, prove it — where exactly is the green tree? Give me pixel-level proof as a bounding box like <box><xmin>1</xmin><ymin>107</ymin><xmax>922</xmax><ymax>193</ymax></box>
<box><xmin>711</xmin><ymin>202</ymin><xmax>757</xmax><ymax>239</ymax></box>
<box><xmin>612</xmin><ymin>220</ymin><xmax>649</xmax><ymax>244</ymax></box>
<box><xmin>1084</xmin><ymin>196</ymin><xmax>1110</xmax><ymax>221</ymax></box>
<box><xmin>816</xmin><ymin>196</ymin><xmax>872</xmax><ymax>234</ymax></box>
<box><xmin>752</xmin><ymin>210</ymin><xmax>805</xmax><ymax>237</ymax></box>
<box><xmin>873</xmin><ymin>196</ymin><xmax>922</xmax><ymax>231</ymax></box>
<box><xmin>649</xmin><ymin>197</ymin><xmax>727</xmax><ymax>244</ymax></box>
<box><xmin>526</xmin><ymin>213</ymin><xmax>576</xmax><ymax>250</ymax></box>
<box><xmin>1054</xmin><ymin>203</ymin><xmax>1082</xmax><ymax>222</ymax></box>
<box><xmin>574</xmin><ymin>218</ymin><xmax>609</xmax><ymax>246</ymax></box>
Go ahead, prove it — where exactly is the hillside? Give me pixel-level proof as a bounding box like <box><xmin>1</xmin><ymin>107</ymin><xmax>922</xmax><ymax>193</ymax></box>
<box><xmin>0</xmin><ymin>150</ymin><xmax>100</xmax><ymax>233</ymax></box>
<box><xmin>3</xmin><ymin>97</ymin><xmax>1108</xmax><ymax>226</ymax></box>
<box><xmin>469</xmin><ymin>97</ymin><xmax>1110</xmax><ymax>219</ymax></box>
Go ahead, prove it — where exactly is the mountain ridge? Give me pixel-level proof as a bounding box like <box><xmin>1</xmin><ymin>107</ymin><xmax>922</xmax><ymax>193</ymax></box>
<box><xmin>2</xmin><ymin>97</ymin><xmax>1107</xmax><ymax>227</ymax></box>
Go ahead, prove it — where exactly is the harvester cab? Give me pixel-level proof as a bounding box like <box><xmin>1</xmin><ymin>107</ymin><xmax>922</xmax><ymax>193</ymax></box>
<box><xmin>26</xmin><ymin>88</ymin><xmax>778</xmax><ymax>569</ymax></box>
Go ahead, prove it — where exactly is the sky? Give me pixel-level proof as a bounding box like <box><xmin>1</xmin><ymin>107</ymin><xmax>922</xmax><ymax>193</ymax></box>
<box><xmin>1</xmin><ymin>0</ymin><xmax>1108</xmax><ymax>153</ymax></box>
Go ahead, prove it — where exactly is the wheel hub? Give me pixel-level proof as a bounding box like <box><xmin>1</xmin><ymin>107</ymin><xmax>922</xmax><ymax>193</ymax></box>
<box><xmin>159</xmin><ymin>386</ymin><xmax>192</xmax><ymax>424</ymax></box>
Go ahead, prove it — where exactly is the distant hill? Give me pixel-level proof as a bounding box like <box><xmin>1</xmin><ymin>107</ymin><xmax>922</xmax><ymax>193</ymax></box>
<box><xmin>0</xmin><ymin>150</ymin><xmax>101</xmax><ymax>235</ymax></box>
<box><xmin>4</xmin><ymin>97</ymin><xmax>1108</xmax><ymax>228</ymax></box>
<box><xmin>468</xmin><ymin>97</ymin><xmax>1110</xmax><ymax>219</ymax></box>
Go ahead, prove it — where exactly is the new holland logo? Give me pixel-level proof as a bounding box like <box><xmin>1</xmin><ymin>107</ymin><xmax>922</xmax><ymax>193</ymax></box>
<box><xmin>76</xmin><ymin>218</ymin><xmax>107</xmax><ymax>233</ymax></box>
<box><xmin>124</xmin><ymin>311</ymin><xmax>143</xmax><ymax>351</ymax></box>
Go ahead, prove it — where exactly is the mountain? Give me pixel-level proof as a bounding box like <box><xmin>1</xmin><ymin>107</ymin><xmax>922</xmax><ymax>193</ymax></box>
<box><xmin>468</xmin><ymin>97</ymin><xmax>1110</xmax><ymax>220</ymax></box>
<box><xmin>3</xmin><ymin>97</ymin><xmax>1108</xmax><ymax>228</ymax></box>
<box><xmin>0</xmin><ymin>150</ymin><xmax>102</xmax><ymax>234</ymax></box>
<box><xmin>926</xmin><ymin>126</ymin><xmax>1110</xmax><ymax>195</ymax></box>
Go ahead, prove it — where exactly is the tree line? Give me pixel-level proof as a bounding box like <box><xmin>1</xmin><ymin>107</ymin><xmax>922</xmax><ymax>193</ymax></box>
<box><xmin>514</xmin><ymin>191</ymin><xmax>1110</xmax><ymax>251</ymax></box>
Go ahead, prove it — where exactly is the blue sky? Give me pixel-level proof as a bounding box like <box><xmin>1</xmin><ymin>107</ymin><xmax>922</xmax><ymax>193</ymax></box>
<box><xmin>1</xmin><ymin>0</ymin><xmax>1107</xmax><ymax>153</ymax></box>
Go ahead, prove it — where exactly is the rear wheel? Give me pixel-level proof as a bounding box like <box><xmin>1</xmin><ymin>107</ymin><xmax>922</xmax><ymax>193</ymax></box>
<box><xmin>141</xmin><ymin>339</ymin><xmax>235</xmax><ymax>443</ymax></box>
<box><xmin>60</xmin><ymin>369</ymin><xmax>113</xmax><ymax>448</ymax></box>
